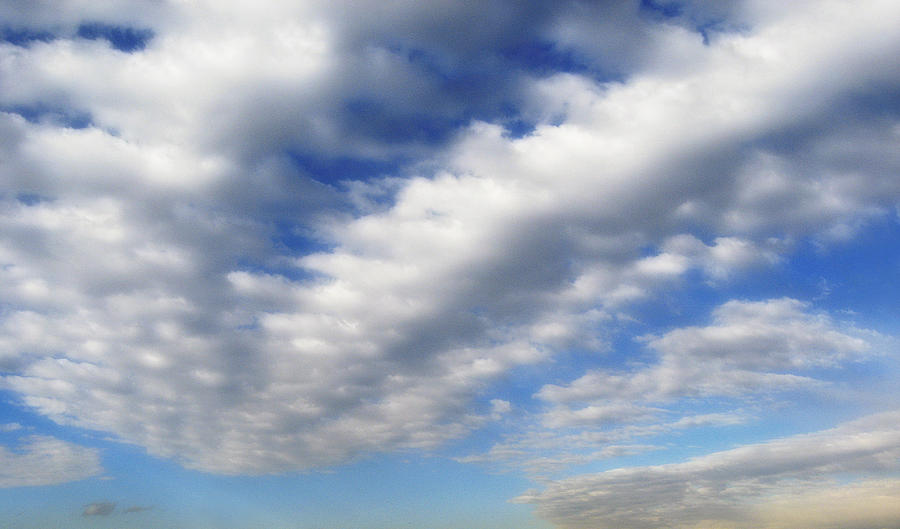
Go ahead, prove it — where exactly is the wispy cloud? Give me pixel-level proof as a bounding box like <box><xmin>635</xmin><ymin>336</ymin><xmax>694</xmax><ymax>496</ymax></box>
<box><xmin>82</xmin><ymin>501</ymin><xmax>115</xmax><ymax>516</ymax></box>
<box><xmin>0</xmin><ymin>435</ymin><xmax>102</xmax><ymax>488</ymax></box>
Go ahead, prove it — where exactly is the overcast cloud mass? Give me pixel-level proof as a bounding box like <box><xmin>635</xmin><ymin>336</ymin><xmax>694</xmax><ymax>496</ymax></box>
<box><xmin>1</xmin><ymin>1</ymin><xmax>899</xmax><ymax>528</ymax></box>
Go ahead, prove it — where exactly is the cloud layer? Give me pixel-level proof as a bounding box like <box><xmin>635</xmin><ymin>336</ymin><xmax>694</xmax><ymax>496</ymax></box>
<box><xmin>515</xmin><ymin>411</ymin><xmax>900</xmax><ymax>529</ymax></box>
<box><xmin>0</xmin><ymin>0</ymin><xmax>898</xmax><ymax>494</ymax></box>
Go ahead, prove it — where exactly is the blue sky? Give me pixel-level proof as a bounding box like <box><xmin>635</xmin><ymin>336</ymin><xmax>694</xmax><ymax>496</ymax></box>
<box><xmin>1</xmin><ymin>1</ymin><xmax>900</xmax><ymax>528</ymax></box>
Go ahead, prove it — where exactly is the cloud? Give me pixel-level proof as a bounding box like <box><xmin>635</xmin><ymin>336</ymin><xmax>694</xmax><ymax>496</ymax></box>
<box><xmin>82</xmin><ymin>501</ymin><xmax>115</xmax><ymax>516</ymax></box>
<box><xmin>514</xmin><ymin>411</ymin><xmax>900</xmax><ymax>529</ymax></box>
<box><xmin>460</xmin><ymin>297</ymin><xmax>874</xmax><ymax>477</ymax></box>
<box><xmin>0</xmin><ymin>435</ymin><xmax>102</xmax><ymax>488</ymax></box>
<box><xmin>458</xmin><ymin>443</ymin><xmax>661</xmax><ymax>477</ymax></box>
<box><xmin>0</xmin><ymin>0</ymin><xmax>899</xmax><ymax>476</ymax></box>
<box><xmin>539</xmin><ymin>298</ymin><xmax>872</xmax><ymax>413</ymax></box>
<box><xmin>457</xmin><ymin>412</ymin><xmax>747</xmax><ymax>477</ymax></box>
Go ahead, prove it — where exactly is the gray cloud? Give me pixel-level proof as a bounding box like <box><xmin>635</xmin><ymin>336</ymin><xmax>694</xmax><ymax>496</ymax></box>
<box><xmin>514</xmin><ymin>411</ymin><xmax>900</xmax><ymax>529</ymax></box>
<box><xmin>82</xmin><ymin>501</ymin><xmax>115</xmax><ymax>516</ymax></box>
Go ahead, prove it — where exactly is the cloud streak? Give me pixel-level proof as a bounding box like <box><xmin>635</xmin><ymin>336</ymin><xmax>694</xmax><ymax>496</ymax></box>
<box><xmin>514</xmin><ymin>411</ymin><xmax>900</xmax><ymax>529</ymax></box>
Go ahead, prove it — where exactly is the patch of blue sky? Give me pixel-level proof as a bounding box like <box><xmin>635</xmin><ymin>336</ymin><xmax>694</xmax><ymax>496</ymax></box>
<box><xmin>639</xmin><ymin>0</ymin><xmax>742</xmax><ymax>45</ymax></box>
<box><xmin>76</xmin><ymin>22</ymin><xmax>153</xmax><ymax>53</ymax></box>
<box><xmin>14</xmin><ymin>193</ymin><xmax>52</xmax><ymax>206</ymax></box>
<box><xmin>270</xmin><ymin>218</ymin><xmax>334</xmax><ymax>257</ymax></box>
<box><xmin>1</xmin><ymin>104</ymin><xmax>93</xmax><ymax>129</ymax></box>
<box><xmin>231</xmin><ymin>232</ymin><xmax>332</xmax><ymax>285</ymax></box>
<box><xmin>366</xmin><ymin>41</ymin><xmax>578</xmax><ymax>142</ymax></box>
<box><xmin>501</xmin><ymin>40</ymin><xmax>589</xmax><ymax>77</ymax></box>
<box><xmin>0</xmin><ymin>391</ymin><xmax>85</xmax><ymax>444</ymax></box>
<box><xmin>68</xmin><ymin>446</ymin><xmax>549</xmax><ymax>529</ymax></box>
<box><xmin>287</xmin><ymin>149</ymin><xmax>412</xmax><ymax>186</ymax></box>
<box><xmin>747</xmin><ymin>218</ymin><xmax>900</xmax><ymax>331</ymax></box>
<box><xmin>343</xmin><ymin>98</ymin><xmax>468</xmax><ymax>147</ymax></box>
<box><xmin>391</xmin><ymin>43</ymin><xmax>465</xmax><ymax>83</ymax></box>
<box><xmin>639</xmin><ymin>0</ymin><xmax>683</xmax><ymax>19</ymax></box>
<box><xmin>625</xmin><ymin>215</ymin><xmax>900</xmax><ymax>337</ymax></box>
<box><xmin>276</xmin><ymin>455</ymin><xmax>535</xmax><ymax>529</ymax></box>
<box><xmin>0</xmin><ymin>27</ymin><xmax>55</xmax><ymax>47</ymax></box>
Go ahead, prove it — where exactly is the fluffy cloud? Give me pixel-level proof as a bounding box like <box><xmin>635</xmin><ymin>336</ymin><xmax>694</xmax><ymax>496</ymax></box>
<box><xmin>514</xmin><ymin>411</ymin><xmax>900</xmax><ymax>529</ymax></box>
<box><xmin>0</xmin><ymin>435</ymin><xmax>102</xmax><ymax>488</ymax></box>
<box><xmin>0</xmin><ymin>0</ymin><xmax>899</xmax><ymax>476</ymax></box>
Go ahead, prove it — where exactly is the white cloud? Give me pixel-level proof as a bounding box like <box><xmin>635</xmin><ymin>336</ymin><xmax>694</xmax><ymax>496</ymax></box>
<box><xmin>540</xmin><ymin>298</ymin><xmax>870</xmax><ymax>402</ymax></box>
<box><xmin>0</xmin><ymin>0</ymin><xmax>899</xmax><ymax>475</ymax></box>
<box><xmin>514</xmin><ymin>411</ymin><xmax>900</xmax><ymax>529</ymax></box>
<box><xmin>0</xmin><ymin>435</ymin><xmax>102</xmax><ymax>488</ymax></box>
<box><xmin>457</xmin><ymin>297</ymin><xmax>875</xmax><ymax>478</ymax></box>
<box><xmin>537</xmin><ymin>299</ymin><xmax>872</xmax><ymax>431</ymax></box>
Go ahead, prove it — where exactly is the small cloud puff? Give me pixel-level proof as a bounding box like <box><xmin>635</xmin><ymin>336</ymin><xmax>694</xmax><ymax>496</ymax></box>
<box><xmin>82</xmin><ymin>501</ymin><xmax>115</xmax><ymax>516</ymax></box>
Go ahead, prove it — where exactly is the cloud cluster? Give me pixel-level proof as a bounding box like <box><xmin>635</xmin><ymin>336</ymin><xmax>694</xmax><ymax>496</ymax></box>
<box><xmin>514</xmin><ymin>411</ymin><xmax>900</xmax><ymax>529</ymax></box>
<box><xmin>458</xmin><ymin>298</ymin><xmax>874</xmax><ymax>479</ymax></box>
<box><xmin>539</xmin><ymin>298</ymin><xmax>871</xmax><ymax>428</ymax></box>
<box><xmin>0</xmin><ymin>435</ymin><xmax>102</xmax><ymax>488</ymax></box>
<box><xmin>0</xmin><ymin>0</ymin><xmax>899</xmax><ymax>478</ymax></box>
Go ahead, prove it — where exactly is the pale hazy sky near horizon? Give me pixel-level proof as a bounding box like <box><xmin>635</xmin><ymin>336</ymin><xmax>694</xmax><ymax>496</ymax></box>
<box><xmin>1</xmin><ymin>1</ymin><xmax>900</xmax><ymax>528</ymax></box>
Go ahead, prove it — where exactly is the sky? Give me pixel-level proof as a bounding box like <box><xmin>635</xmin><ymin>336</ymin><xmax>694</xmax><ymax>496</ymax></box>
<box><xmin>1</xmin><ymin>1</ymin><xmax>899</xmax><ymax>528</ymax></box>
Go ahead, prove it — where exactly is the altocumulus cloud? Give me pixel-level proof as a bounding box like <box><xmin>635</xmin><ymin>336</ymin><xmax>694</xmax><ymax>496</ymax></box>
<box><xmin>0</xmin><ymin>3</ymin><xmax>898</xmax><ymax>529</ymax></box>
